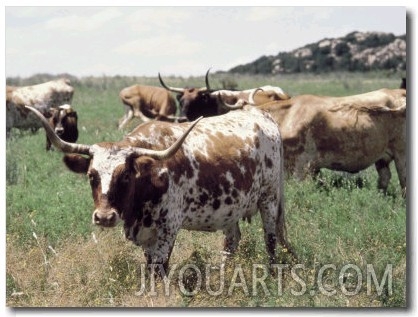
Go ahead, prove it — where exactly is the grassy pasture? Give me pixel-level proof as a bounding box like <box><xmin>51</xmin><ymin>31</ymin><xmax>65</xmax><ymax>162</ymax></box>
<box><xmin>5</xmin><ymin>71</ymin><xmax>406</xmax><ymax>307</ymax></box>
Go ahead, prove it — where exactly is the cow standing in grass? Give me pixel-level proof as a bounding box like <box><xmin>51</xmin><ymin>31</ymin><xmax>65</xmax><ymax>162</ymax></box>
<box><xmin>158</xmin><ymin>70</ymin><xmax>290</xmax><ymax>121</ymax></box>
<box><xmin>27</xmin><ymin>105</ymin><xmax>295</xmax><ymax>276</ymax></box>
<box><xmin>118</xmin><ymin>84</ymin><xmax>177</xmax><ymax>129</ymax></box>
<box><xmin>46</xmin><ymin>104</ymin><xmax>79</xmax><ymax>151</ymax></box>
<box><xmin>6</xmin><ymin>78</ymin><xmax>74</xmax><ymax>136</ymax></box>
<box><xmin>222</xmin><ymin>88</ymin><xmax>406</xmax><ymax>196</ymax></box>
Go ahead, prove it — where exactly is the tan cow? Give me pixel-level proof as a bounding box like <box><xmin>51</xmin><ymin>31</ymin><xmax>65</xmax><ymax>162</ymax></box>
<box><xmin>6</xmin><ymin>78</ymin><xmax>74</xmax><ymax>136</ymax></box>
<box><xmin>118</xmin><ymin>84</ymin><xmax>177</xmax><ymax>129</ymax></box>
<box><xmin>256</xmin><ymin>88</ymin><xmax>406</xmax><ymax>196</ymax></box>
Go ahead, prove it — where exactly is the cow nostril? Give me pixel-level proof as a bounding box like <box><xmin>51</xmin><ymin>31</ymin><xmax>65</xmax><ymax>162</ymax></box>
<box><xmin>108</xmin><ymin>212</ymin><xmax>116</xmax><ymax>223</ymax></box>
<box><xmin>93</xmin><ymin>212</ymin><xmax>101</xmax><ymax>224</ymax></box>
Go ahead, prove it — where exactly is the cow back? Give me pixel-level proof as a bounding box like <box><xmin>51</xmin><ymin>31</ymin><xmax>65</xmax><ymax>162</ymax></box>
<box><xmin>123</xmin><ymin>106</ymin><xmax>283</xmax><ymax>231</ymax></box>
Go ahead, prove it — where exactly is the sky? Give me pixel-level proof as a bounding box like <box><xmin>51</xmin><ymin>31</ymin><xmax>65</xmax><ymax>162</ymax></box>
<box><xmin>4</xmin><ymin>4</ymin><xmax>407</xmax><ymax>78</ymax></box>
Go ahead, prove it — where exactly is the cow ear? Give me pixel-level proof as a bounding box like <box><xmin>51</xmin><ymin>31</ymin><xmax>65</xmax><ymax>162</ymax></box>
<box><xmin>68</xmin><ymin>111</ymin><xmax>78</xmax><ymax>119</ymax></box>
<box><xmin>45</xmin><ymin>109</ymin><xmax>55</xmax><ymax>119</ymax></box>
<box><xmin>133</xmin><ymin>156</ymin><xmax>168</xmax><ymax>191</ymax></box>
<box><xmin>133</xmin><ymin>156</ymin><xmax>155</xmax><ymax>177</ymax></box>
<box><xmin>63</xmin><ymin>154</ymin><xmax>90</xmax><ymax>174</ymax></box>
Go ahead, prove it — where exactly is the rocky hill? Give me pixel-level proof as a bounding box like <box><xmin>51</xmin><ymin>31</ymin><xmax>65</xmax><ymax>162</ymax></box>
<box><xmin>228</xmin><ymin>31</ymin><xmax>406</xmax><ymax>74</ymax></box>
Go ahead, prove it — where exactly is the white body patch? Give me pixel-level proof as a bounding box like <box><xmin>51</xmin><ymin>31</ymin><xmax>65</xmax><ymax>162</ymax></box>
<box><xmin>6</xmin><ymin>79</ymin><xmax>74</xmax><ymax>132</ymax></box>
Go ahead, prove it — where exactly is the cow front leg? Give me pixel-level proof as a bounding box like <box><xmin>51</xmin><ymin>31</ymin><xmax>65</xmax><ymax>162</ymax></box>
<box><xmin>143</xmin><ymin>238</ymin><xmax>176</xmax><ymax>278</ymax></box>
<box><xmin>46</xmin><ymin>136</ymin><xmax>52</xmax><ymax>151</ymax></box>
<box><xmin>375</xmin><ymin>159</ymin><xmax>392</xmax><ymax>193</ymax></box>
<box><xmin>118</xmin><ymin>107</ymin><xmax>134</xmax><ymax>130</ymax></box>
<box><xmin>223</xmin><ymin>222</ymin><xmax>241</xmax><ymax>254</ymax></box>
<box><xmin>393</xmin><ymin>150</ymin><xmax>406</xmax><ymax>197</ymax></box>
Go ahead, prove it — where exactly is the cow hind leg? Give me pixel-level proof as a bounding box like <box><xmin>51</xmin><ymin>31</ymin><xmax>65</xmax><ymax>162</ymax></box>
<box><xmin>223</xmin><ymin>222</ymin><xmax>241</xmax><ymax>254</ymax></box>
<box><xmin>259</xmin><ymin>197</ymin><xmax>297</xmax><ymax>267</ymax></box>
<box><xmin>258</xmin><ymin>202</ymin><xmax>279</xmax><ymax>266</ymax></box>
<box><xmin>375</xmin><ymin>159</ymin><xmax>392</xmax><ymax>193</ymax></box>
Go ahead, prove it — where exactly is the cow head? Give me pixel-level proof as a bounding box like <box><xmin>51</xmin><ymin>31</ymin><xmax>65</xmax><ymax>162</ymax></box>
<box><xmin>26</xmin><ymin>106</ymin><xmax>201</xmax><ymax>228</ymax></box>
<box><xmin>49</xmin><ymin>104</ymin><xmax>78</xmax><ymax>137</ymax></box>
<box><xmin>159</xmin><ymin>69</ymin><xmax>220</xmax><ymax>120</ymax></box>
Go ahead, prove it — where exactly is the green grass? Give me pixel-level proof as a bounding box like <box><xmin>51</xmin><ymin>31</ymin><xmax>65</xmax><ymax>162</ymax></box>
<box><xmin>5</xmin><ymin>71</ymin><xmax>406</xmax><ymax>307</ymax></box>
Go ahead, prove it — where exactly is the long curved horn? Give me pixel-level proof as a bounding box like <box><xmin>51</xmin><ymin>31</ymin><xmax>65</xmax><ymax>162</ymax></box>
<box><xmin>25</xmin><ymin>106</ymin><xmax>91</xmax><ymax>155</ymax></box>
<box><xmin>216</xmin><ymin>93</ymin><xmax>247</xmax><ymax>110</ymax></box>
<box><xmin>204</xmin><ymin>67</ymin><xmax>211</xmax><ymax>91</ymax></box>
<box><xmin>132</xmin><ymin>116</ymin><xmax>203</xmax><ymax>160</ymax></box>
<box><xmin>164</xmin><ymin>115</ymin><xmax>189</xmax><ymax>123</ymax></box>
<box><xmin>249</xmin><ymin>87</ymin><xmax>264</xmax><ymax>104</ymax></box>
<box><xmin>196</xmin><ymin>68</ymin><xmax>212</xmax><ymax>92</ymax></box>
<box><xmin>158</xmin><ymin>73</ymin><xmax>185</xmax><ymax>94</ymax></box>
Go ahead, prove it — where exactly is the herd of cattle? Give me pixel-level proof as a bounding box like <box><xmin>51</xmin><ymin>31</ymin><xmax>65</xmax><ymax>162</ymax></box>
<box><xmin>6</xmin><ymin>72</ymin><xmax>406</xmax><ymax>276</ymax></box>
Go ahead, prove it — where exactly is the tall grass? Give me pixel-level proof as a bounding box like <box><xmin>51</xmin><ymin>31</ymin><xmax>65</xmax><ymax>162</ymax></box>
<box><xmin>6</xmin><ymin>72</ymin><xmax>406</xmax><ymax>307</ymax></box>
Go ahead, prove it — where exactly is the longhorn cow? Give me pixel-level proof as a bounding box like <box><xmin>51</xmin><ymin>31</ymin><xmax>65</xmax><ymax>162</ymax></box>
<box><xmin>26</xmin><ymin>104</ymin><xmax>294</xmax><ymax>276</ymax></box>
<box><xmin>222</xmin><ymin>88</ymin><xmax>407</xmax><ymax>196</ymax></box>
<box><xmin>6</xmin><ymin>78</ymin><xmax>74</xmax><ymax>136</ymax></box>
<box><xmin>46</xmin><ymin>104</ymin><xmax>79</xmax><ymax>151</ymax></box>
<box><xmin>158</xmin><ymin>69</ymin><xmax>290</xmax><ymax>121</ymax></box>
<box><xmin>118</xmin><ymin>84</ymin><xmax>177</xmax><ymax>129</ymax></box>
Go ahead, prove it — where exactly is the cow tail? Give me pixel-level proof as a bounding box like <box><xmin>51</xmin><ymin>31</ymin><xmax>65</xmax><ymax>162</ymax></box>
<box><xmin>276</xmin><ymin>192</ymin><xmax>296</xmax><ymax>261</ymax></box>
<box><xmin>276</xmin><ymin>145</ymin><xmax>297</xmax><ymax>261</ymax></box>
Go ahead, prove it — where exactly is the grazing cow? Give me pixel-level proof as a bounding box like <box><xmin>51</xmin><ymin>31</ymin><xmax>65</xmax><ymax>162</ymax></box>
<box><xmin>46</xmin><ymin>104</ymin><xmax>79</xmax><ymax>151</ymax></box>
<box><xmin>6</xmin><ymin>78</ymin><xmax>74</xmax><ymax>136</ymax></box>
<box><xmin>118</xmin><ymin>84</ymin><xmax>177</xmax><ymax>129</ymax></box>
<box><xmin>26</xmin><ymin>105</ymin><xmax>294</xmax><ymax>276</ymax></box>
<box><xmin>250</xmin><ymin>88</ymin><xmax>406</xmax><ymax>196</ymax></box>
<box><xmin>158</xmin><ymin>71</ymin><xmax>289</xmax><ymax>121</ymax></box>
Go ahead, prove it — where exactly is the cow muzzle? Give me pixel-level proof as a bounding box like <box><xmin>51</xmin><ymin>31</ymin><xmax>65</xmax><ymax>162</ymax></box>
<box><xmin>92</xmin><ymin>208</ymin><xmax>119</xmax><ymax>227</ymax></box>
<box><xmin>55</xmin><ymin>126</ymin><xmax>64</xmax><ymax>136</ymax></box>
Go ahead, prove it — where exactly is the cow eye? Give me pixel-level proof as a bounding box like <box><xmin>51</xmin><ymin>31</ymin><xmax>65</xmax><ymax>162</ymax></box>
<box><xmin>87</xmin><ymin>172</ymin><xmax>98</xmax><ymax>186</ymax></box>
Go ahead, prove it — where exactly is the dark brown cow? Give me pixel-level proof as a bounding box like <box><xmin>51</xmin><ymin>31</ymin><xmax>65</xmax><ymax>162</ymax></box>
<box><xmin>46</xmin><ymin>104</ymin><xmax>78</xmax><ymax>151</ymax></box>
<box><xmin>158</xmin><ymin>70</ymin><xmax>215</xmax><ymax>120</ymax></box>
<box><xmin>158</xmin><ymin>71</ymin><xmax>289</xmax><ymax>121</ymax></box>
<box><xmin>400</xmin><ymin>78</ymin><xmax>406</xmax><ymax>90</ymax></box>
<box><xmin>118</xmin><ymin>84</ymin><xmax>177</xmax><ymax>129</ymax></box>
<box><xmin>26</xmin><ymin>104</ymin><xmax>294</xmax><ymax>276</ymax></box>
<box><xmin>6</xmin><ymin>78</ymin><xmax>74</xmax><ymax>136</ymax></box>
<box><xmin>249</xmin><ymin>89</ymin><xmax>406</xmax><ymax>196</ymax></box>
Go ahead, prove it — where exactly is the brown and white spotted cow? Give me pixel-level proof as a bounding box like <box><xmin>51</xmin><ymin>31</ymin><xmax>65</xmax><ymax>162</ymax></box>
<box><xmin>26</xmin><ymin>105</ymin><xmax>294</xmax><ymax>276</ymax></box>
<box><xmin>254</xmin><ymin>88</ymin><xmax>407</xmax><ymax>196</ymax></box>
<box><xmin>6</xmin><ymin>78</ymin><xmax>74</xmax><ymax>136</ymax></box>
<box><xmin>118</xmin><ymin>84</ymin><xmax>177</xmax><ymax>129</ymax></box>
